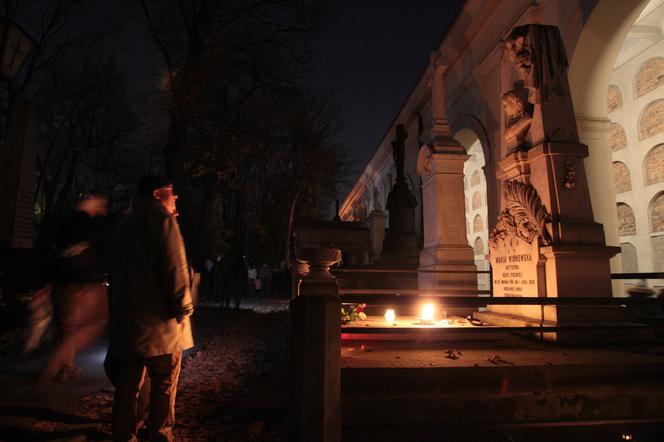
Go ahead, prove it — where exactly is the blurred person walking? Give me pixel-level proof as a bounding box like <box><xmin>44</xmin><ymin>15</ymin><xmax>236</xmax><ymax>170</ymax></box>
<box><xmin>39</xmin><ymin>194</ymin><xmax>110</xmax><ymax>383</ymax></box>
<box><xmin>247</xmin><ymin>264</ymin><xmax>257</xmax><ymax>297</ymax></box>
<box><xmin>106</xmin><ymin>175</ymin><xmax>194</xmax><ymax>442</ymax></box>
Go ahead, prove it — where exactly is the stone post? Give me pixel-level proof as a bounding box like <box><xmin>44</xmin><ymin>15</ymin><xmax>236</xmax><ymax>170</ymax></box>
<box><xmin>290</xmin><ymin>247</ymin><xmax>341</xmax><ymax>442</ymax></box>
<box><xmin>368</xmin><ymin>209</ymin><xmax>385</xmax><ymax>263</ymax></box>
<box><xmin>0</xmin><ymin>102</ymin><xmax>38</xmax><ymax>249</ymax></box>
<box><xmin>417</xmin><ymin>54</ymin><xmax>477</xmax><ymax>299</ymax></box>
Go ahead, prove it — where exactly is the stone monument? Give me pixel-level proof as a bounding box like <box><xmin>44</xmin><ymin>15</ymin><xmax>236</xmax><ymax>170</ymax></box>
<box><xmin>417</xmin><ymin>52</ymin><xmax>477</xmax><ymax>300</ymax></box>
<box><xmin>477</xmin><ymin>24</ymin><xmax>624</xmax><ymax>337</ymax></box>
<box><xmin>368</xmin><ymin>186</ymin><xmax>385</xmax><ymax>263</ymax></box>
<box><xmin>381</xmin><ymin>125</ymin><xmax>419</xmax><ymax>266</ymax></box>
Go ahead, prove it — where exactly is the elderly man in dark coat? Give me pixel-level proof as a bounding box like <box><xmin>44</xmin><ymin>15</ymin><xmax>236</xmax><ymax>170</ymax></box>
<box><xmin>107</xmin><ymin>175</ymin><xmax>194</xmax><ymax>442</ymax></box>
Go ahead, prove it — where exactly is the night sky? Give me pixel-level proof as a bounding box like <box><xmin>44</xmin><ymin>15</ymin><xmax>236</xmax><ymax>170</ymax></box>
<box><xmin>94</xmin><ymin>0</ymin><xmax>465</xmax><ymax>193</ymax></box>
<box><xmin>310</xmin><ymin>0</ymin><xmax>465</xmax><ymax>189</ymax></box>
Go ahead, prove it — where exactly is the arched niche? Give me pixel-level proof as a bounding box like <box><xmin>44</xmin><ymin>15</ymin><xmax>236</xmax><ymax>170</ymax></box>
<box><xmin>644</xmin><ymin>144</ymin><xmax>664</xmax><ymax>185</ymax></box>
<box><xmin>617</xmin><ymin>202</ymin><xmax>637</xmax><ymax>236</ymax></box>
<box><xmin>620</xmin><ymin>242</ymin><xmax>639</xmax><ymax>273</ymax></box>
<box><xmin>472</xmin><ymin>213</ymin><xmax>483</xmax><ymax>233</ymax></box>
<box><xmin>635</xmin><ymin>57</ymin><xmax>664</xmax><ymax>98</ymax></box>
<box><xmin>639</xmin><ymin>99</ymin><xmax>664</xmax><ymax>141</ymax></box>
<box><xmin>473</xmin><ymin>237</ymin><xmax>484</xmax><ymax>257</ymax></box>
<box><xmin>607</xmin><ymin>84</ymin><xmax>624</xmax><ymax>113</ymax></box>
<box><xmin>612</xmin><ymin>161</ymin><xmax>632</xmax><ymax>193</ymax></box>
<box><xmin>650</xmin><ymin>192</ymin><xmax>664</xmax><ymax>232</ymax></box>
<box><xmin>609</xmin><ymin>122</ymin><xmax>628</xmax><ymax>151</ymax></box>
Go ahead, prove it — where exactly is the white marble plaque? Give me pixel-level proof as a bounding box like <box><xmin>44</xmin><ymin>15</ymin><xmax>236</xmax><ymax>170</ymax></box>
<box><xmin>489</xmin><ymin>233</ymin><xmax>541</xmax><ymax>297</ymax></box>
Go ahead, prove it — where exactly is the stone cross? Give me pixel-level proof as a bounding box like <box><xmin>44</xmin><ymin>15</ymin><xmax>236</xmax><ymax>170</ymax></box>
<box><xmin>391</xmin><ymin>124</ymin><xmax>407</xmax><ymax>181</ymax></box>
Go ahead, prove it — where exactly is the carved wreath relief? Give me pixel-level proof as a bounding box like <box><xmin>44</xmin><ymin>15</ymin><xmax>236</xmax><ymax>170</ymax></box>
<box><xmin>489</xmin><ymin>180</ymin><xmax>551</xmax><ymax>249</ymax></box>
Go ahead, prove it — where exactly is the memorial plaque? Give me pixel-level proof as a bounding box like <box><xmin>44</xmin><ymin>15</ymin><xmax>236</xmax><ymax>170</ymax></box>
<box><xmin>488</xmin><ymin>181</ymin><xmax>549</xmax><ymax>316</ymax></box>
<box><xmin>489</xmin><ymin>232</ymin><xmax>542</xmax><ymax>297</ymax></box>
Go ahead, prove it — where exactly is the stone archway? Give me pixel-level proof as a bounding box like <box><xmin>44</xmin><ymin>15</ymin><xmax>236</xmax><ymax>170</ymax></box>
<box><xmin>456</xmin><ymin>128</ymin><xmax>490</xmax><ymax>290</ymax></box>
<box><xmin>568</xmin><ymin>0</ymin><xmax>651</xmax><ymax>287</ymax></box>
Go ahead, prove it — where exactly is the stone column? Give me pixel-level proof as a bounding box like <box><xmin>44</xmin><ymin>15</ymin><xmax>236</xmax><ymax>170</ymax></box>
<box><xmin>0</xmin><ymin>102</ymin><xmax>38</xmax><ymax>249</ymax></box>
<box><xmin>417</xmin><ymin>144</ymin><xmax>477</xmax><ymax>293</ymax></box>
<box><xmin>368</xmin><ymin>209</ymin><xmax>385</xmax><ymax>263</ymax></box>
<box><xmin>290</xmin><ymin>248</ymin><xmax>341</xmax><ymax>442</ymax></box>
<box><xmin>417</xmin><ymin>54</ymin><xmax>477</xmax><ymax>296</ymax></box>
<box><xmin>577</xmin><ymin>115</ymin><xmax>623</xmax><ymax>296</ymax></box>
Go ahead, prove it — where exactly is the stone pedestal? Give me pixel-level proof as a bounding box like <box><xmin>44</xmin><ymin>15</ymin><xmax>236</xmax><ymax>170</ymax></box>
<box><xmin>381</xmin><ymin>125</ymin><xmax>419</xmax><ymax>267</ymax></box>
<box><xmin>417</xmin><ymin>144</ymin><xmax>477</xmax><ymax>311</ymax></box>
<box><xmin>290</xmin><ymin>248</ymin><xmax>341</xmax><ymax>442</ymax></box>
<box><xmin>368</xmin><ymin>209</ymin><xmax>385</xmax><ymax>263</ymax></box>
<box><xmin>481</xmin><ymin>144</ymin><xmax>626</xmax><ymax>340</ymax></box>
<box><xmin>0</xmin><ymin>102</ymin><xmax>38</xmax><ymax>249</ymax></box>
<box><xmin>382</xmin><ymin>180</ymin><xmax>419</xmax><ymax>266</ymax></box>
<box><xmin>500</xmin><ymin>143</ymin><xmax>620</xmax><ymax>297</ymax></box>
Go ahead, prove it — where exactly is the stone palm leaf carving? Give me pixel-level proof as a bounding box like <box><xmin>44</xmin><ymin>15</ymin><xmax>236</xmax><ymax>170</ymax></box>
<box><xmin>490</xmin><ymin>180</ymin><xmax>552</xmax><ymax>248</ymax></box>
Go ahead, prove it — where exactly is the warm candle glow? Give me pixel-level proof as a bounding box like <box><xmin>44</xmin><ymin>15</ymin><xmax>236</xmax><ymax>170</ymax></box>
<box><xmin>384</xmin><ymin>309</ymin><xmax>396</xmax><ymax>323</ymax></box>
<box><xmin>420</xmin><ymin>303</ymin><xmax>435</xmax><ymax>323</ymax></box>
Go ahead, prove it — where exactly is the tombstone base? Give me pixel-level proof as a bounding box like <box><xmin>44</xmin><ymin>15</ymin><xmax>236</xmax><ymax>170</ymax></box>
<box><xmin>381</xmin><ymin>230</ymin><xmax>419</xmax><ymax>266</ymax></box>
<box><xmin>541</xmin><ymin>244</ymin><xmax>619</xmax><ymax>299</ymax></box>
<box><xmin>419</xmin><ymin>244</ymin><xmax>477</xmax><ymax>316</ymax></box>
<box><xmin>474</xmin><ymin>309</ymin><xmax>653</xmax><ymax>343</ymax></box>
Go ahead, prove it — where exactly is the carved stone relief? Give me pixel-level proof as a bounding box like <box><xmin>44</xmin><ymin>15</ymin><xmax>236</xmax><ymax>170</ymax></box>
<box><xmin>501</xmin><ymin>24</ymin><xmax>576</xmax><ymax>150</ymax></box>
<box><xmin>502</xmin><ymin>88</ymin><xmax>533</xmax><ymax>151</ymax></box>
<box><xmin>489</xmin><ymin>180</ymin><xmax>551</xmax><ymax>249</ymax></box>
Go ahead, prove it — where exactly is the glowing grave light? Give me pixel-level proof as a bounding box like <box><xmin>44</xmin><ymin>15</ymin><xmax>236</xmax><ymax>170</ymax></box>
<box><xmin>384</xmin><ymin>309</ymin><xmax>396</xmax><ymax>324</ymax></box>
<box><xmin>420</xmin><ymin>303</ymin><xmax>435</xmax><ymax>324</ymax></box>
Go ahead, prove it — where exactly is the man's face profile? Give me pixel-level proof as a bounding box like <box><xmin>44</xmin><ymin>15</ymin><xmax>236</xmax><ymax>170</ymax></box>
<box><xmin>154</xmin><ymin>185</ymin><xmax>179</xmax><ymax>216</ymax></box>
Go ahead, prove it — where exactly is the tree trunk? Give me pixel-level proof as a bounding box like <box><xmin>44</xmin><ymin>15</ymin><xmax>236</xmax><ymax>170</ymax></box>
<box><xmin>285</xmin><ymin>184</ymin><xmax>303</xmax><ymax>265</ymax></box>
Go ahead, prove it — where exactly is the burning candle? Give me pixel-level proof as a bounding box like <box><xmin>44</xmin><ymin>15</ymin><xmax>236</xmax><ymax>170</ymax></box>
<box><xmin>384</xmin><ymin>308</ymin><xmax>396</xmax><ymax>323</ymax></box>
<box><xmin>421</xmin><ymin>303</ymin><xmax>435</xmax><ymax>323</ymax></box>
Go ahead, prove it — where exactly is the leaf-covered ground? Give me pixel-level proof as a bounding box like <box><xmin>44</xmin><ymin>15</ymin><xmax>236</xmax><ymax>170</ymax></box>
<box><xmin>0</xmin><ymin>306</ymin><xmax>291</xmax><ymax>441</ymax></box>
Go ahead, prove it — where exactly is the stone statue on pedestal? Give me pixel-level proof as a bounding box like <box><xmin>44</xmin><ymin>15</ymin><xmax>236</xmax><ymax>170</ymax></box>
<box><xmin>382</xmin><ymin>124</ymin><xmax>419</xmax><ymax>266</ymax></box>
<box><xmin>386</xmin><ymin>125</ymin><xmax>417</xmax><ymax>232</ymax></box>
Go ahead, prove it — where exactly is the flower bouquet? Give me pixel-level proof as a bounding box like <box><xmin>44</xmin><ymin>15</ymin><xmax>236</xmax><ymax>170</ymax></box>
<box><xmin>341</xmin><ymin>303</ymin><xmax>367</xmax><ymax>324</ymax></box>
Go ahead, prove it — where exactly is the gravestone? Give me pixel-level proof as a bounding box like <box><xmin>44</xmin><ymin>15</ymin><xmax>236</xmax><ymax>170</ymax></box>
<box><xmin>417</xmin><ymin>54</ymin><xmax>477</xmax><ymax>304</ymax></box>
<box><xmin>381</xmin><ymin>124</ymin><xmax>419</xmax><ymax>266</ymax></box>
<box><xmin>477</xmin><ymin>25</ymin><xmax>631</xmax><ymax>339</ymax></box>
